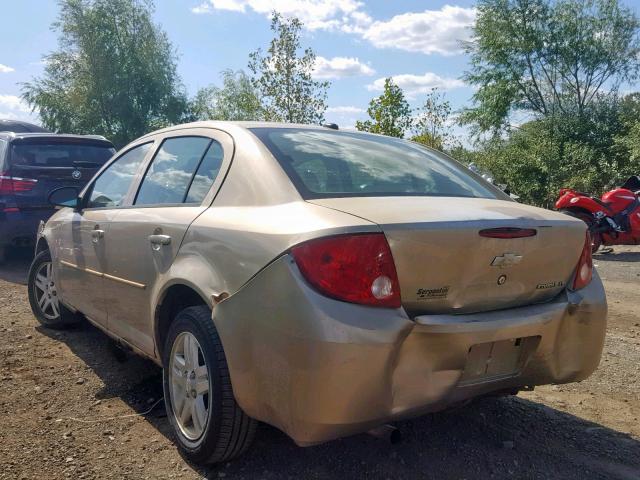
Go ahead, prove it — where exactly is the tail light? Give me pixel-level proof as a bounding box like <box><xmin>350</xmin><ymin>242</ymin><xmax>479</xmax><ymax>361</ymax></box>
<box><xmin>0</xmin><ymin>172</ymin><xmax>38</xmax><ymax>194</ymax></box>
<box><xmin>572</xmin><ymin>232</ymin><xmax>593</xmax><ymax>290</ymax></box>
<box><xmin>291</xmin><ymin>233</ymin><xmax>401</xmax><ymax>308</ymax></box>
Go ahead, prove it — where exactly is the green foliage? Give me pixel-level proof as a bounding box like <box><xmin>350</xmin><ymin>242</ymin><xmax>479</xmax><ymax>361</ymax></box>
<box><xmin>21</xmin><ymin>0</ymin><xmax>189</xmax><ymax>148</ymax></box>
<box><xmin>190</xmin><ymin>70</ymin><xmax>264</xmax><ymax>121</ymax></box>
<box><xmin>355</xmin><ymin>78</ymin><xmax>412</xmax><ymax>138</ymax></box>
<box><xmin>458</xmin><ymin>0</ymin><xmax>640</xmax><ymax>207</ymax></box>
<box><xmin>462</xmin><ymin>0</ymin><xmax>640</xmax><ymax>132</ymax></box>
<box><xmin>248</xmin><ymin>12</ymin><xmax>329</xmax><ymax>124</ymax></box>
<box><xmin>616</xmin><ymin>93</ymin><xmax>640</xmax><ymax>165</ymax></box>
<box><xmin>468</xmin><ymin>94</ymin><xmax>640</xmax><ymax>207</ymax></box>
<box><xmin>411</xmin><ymin>88</ymin><xmax>454</xmax><ymax>150</ymax></box>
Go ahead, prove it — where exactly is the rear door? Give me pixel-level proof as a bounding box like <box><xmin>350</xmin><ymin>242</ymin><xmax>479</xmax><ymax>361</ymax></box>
<box><xmin>7</xmin><ymin>138</ymin><xmax>115</xmax><ymax>215</ymax></box>
<box><xmin>103</xmin><ymin>129</ymin><xmax>233</xmax><ymax>356</ymax></box>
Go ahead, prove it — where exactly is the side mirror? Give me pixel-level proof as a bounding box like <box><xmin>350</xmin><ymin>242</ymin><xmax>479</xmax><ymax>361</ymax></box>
<box><xmin>48</xmin><ymin>186</ymin><xmax>80</xmax><ymax>210</ymax></box>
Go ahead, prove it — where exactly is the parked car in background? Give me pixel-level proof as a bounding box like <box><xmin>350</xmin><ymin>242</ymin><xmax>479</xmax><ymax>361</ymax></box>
<box><xmin>29</xmin><ymin>122</ymin><xmax>607</xmax><ymax>465</ymax></box>
<box><xmin>0</xmin><ymin>119</ymin><xmax>51</xmax><ymax>133</ymax></box>
<box><xmin>0</xmin><ymin>132</ymin><xmax>115</xmax><ymax>261</ymax></box>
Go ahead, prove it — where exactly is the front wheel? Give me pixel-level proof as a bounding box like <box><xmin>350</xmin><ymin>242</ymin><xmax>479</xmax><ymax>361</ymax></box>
<box><xmin>27</xmin><ymin>250</ymin><xmax>79</xmax><ymax>328</ymax></box>
<box><xmin>162</xmin><ymin>305</ymin><xmax>256</xmax><ymax>465</ymax></box>
<box><xmin>559</xmin><ymin>209</ymin><xmax>602</xmax><ymax>253</ymax></box>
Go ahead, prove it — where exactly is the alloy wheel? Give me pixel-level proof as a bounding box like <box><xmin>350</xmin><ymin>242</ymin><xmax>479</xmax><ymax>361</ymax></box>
<box><xmin>33</xmin><ymin>262</ymin><xmax>60</xmax><ymax>321</ymax></box>
<box><xmin>168</xmin><ymin>332</ymin><xmax>211</xmax><ymax>441</ymax></box>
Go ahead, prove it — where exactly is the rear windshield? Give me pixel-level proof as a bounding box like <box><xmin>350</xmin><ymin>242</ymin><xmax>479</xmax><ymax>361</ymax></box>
<box><xmin>250</xmin><ymin>128</ymin><xmax>499</xmax><ymax>199</ymax></box>
<box><xmin>10</xmin><ymin>142</ymin><xmax>115</xmax><ymax>168</ymax></box>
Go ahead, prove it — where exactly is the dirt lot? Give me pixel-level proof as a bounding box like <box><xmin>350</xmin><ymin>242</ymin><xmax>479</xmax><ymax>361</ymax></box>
<box><xmin>0</xmin><ymin>247</ymin><xmax>639</xmax><ymax>480</ymax></box>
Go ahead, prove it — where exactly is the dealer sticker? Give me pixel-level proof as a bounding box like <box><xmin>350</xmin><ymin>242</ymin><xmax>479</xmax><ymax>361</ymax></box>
<box><xmin>417</xmin><ymin>286</ymin><xmax>450</xmax><ymax>300</ymax></box>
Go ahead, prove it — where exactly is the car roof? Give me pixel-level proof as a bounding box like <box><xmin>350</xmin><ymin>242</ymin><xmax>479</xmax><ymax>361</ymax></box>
<box><xmin>136</xmin><ymin>120</ymin><xmax>345</xmax><ymax>140</ymax></box>
<box><xmin>0</xmin><ymin>119</ymin><xmax>51</xmax><ymax>133</ymax></box>
<box><xmin>0</xmin><ymin>131</ymin><xmax>114</xmax><ymax>146</ymax></box>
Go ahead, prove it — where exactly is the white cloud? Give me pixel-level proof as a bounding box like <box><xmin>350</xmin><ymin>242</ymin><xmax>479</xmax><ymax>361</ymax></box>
<box><xmin>313</xmin><ymin>56</ymin><xmax>374</xmax><ymax>79</ymax></box>
<box><xmin>191</xmin><ymin>0</ymin><xmax>372</xmax><ymax>32</ymax></box>
<box><xmin>0</xmin><ymin>64</ymin><xmax>15</xmax><ymax>73</ymax></box>
<box><xmin>363</xmin><ymin>6</ymin><xmax>476</xmax><ymax>56</ymax></box>
<box><xmin>0</xmin><ymin>94</ymin><xmax>39</xmax><ymax>123</ymax></box>
<box><xmin>0</xmin><ymin>95</ymin><xmax>30</xmax><ymax>112</ymax></box>
<box><xmin>191</xmin><ymin>3</ymin><xmax>475</xmax><ymax>56</ymax></box>
<box><xmin>192</xmin><ymin>0</ymin><xmax>245</xmax><ymax>14</ymax></box>
<box><xmin>367</xmin><ymin>73</ymin><xmax>466</xmax><ymax>98</ymax></box>
<box><xmin>325</xmin><ymin>106</ymin><xmax>365</xmax><ymax>114</ymax></box>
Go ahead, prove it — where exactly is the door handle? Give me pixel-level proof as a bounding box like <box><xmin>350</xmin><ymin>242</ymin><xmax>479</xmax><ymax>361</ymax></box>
<box><xmin>92</xmin><ymin>229</ymin><xmax>104</xmax><ymax>243</ymax></box>
<box><xmin>149</xmin><ymin>234</ymin><xmax>171</xmax><ymax>248</ymax></box>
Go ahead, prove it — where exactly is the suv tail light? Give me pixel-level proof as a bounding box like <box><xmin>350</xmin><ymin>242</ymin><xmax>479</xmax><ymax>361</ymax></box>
<box><xmin>291</xmin><ymin>233</ymin><xmax>401</xmax><ymax>308</ymax></box>
<box><xmin>572</xmin><ymin>232</ymin><xmax>593</xmax><ymax>290</ymax></box>
<box><xmin>0</xmin><ymin>172</ymin><xmax>38</xmax><ymax>194</ymax></box>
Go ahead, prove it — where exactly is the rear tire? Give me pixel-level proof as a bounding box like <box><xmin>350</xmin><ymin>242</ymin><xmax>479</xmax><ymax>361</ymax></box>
<box><xmin>559</xmin><ymin>209</ymin><xmax>602</xmax><ymax>253</ymax></box>
<box><xmin>27</xmin><ymin>250</ymin><xmax>79</xmax><ymax>328</ymax></box>
<box><xmin>162</xmin><ymin>305</ymin><xmax>256</xmax><ymax>465</ymax></box>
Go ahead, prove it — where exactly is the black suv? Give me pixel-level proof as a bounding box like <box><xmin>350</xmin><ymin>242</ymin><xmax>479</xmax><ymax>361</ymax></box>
<box><xmin>0</xmin><ymin>132</ymin><xmax>115</xmax><ymax>261</ymax></box>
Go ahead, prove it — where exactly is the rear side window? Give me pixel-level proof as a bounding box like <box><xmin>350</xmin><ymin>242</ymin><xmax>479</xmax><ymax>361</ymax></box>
<box><xmin>10</xmin><ymin>142</ymin><xmax>115</xmax><ymax>168</ymax></box>
<box><xmin>251</xmin><ymin>128</ymin><xmax>499</xmax><ymax>199</ymax></box>
<box><xmin>185</xmin><ymin>141</ymin><xmax>223</xmax><ymax>203</ymax></box>
<box><xmin>135</xmin><ymin>136</ymin><xmax>221</xmax><ymax>206</ymax></box>
<box><xmin>87</xmin><ymin>142</ymin><xmax>152</xmax><ymax>208</ymax></box>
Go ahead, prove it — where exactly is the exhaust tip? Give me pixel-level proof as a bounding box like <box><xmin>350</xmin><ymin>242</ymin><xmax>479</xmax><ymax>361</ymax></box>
<box><xmin>367</xmin><ymin>424</ymin><xmax>402</xmax><ymax>444</ymax></box>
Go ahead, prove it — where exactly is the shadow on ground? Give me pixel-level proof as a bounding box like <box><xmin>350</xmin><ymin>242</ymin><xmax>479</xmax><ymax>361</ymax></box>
<box><xmin>0</xmin><ymin>247</ymin><xmax>32</xmax><ymax>285</ymax></box>
<box><xmin>595</xmin><ymin>249</ymin><xmax>640</xmax><ymax>263</ymax></box>
<box><xmin>37</xmin><ymin>320</ymin><xmax>640</xmax><ymax>480</ymax></box>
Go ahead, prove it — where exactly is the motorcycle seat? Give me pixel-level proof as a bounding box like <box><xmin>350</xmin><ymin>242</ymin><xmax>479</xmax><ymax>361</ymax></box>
<box><xmin>592</xmin><ymin>197</ymin><xmax>612</xmax><ymax>210</ymax></box>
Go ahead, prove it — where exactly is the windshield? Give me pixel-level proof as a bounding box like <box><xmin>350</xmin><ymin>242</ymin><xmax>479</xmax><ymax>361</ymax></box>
<box><xmin>250</xmin><ymin>128</ymin><xmax>500</xmax><ymax>200</ymax></box>
<box><xmin>10</xmin><ymin>142</ymin><xmax>115</xmax><ymax>168</ymax></box>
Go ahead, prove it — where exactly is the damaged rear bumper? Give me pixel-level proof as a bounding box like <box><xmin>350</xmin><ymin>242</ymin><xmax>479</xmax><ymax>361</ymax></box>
<box><xmin>213</xmin><ymin>255</ymin><xmax>607</xmax><ymax>446</ymax></box>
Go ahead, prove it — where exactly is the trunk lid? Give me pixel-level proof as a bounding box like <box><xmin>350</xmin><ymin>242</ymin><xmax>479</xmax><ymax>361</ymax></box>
<box><xmin>308</xmin><ymin>196</ymin><xmax>586</xmax><ymax>315</ymax></box>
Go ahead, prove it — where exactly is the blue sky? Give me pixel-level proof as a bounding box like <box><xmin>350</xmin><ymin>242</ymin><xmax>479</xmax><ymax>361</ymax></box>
<box><xmin>0</xmin><ymin>0</ymin><xmax>638</xmax><ymax>135</ymax></box>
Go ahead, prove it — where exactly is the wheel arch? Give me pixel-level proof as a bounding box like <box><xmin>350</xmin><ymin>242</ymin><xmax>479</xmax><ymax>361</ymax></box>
<box><xmin>35</xmin><ymin>236</ymin><xmax>50</xmax><ymax>255</ymax></box>
<box><xmin>154</xmin><ymin>281</ymin><xmax>211</xmax><ymax>360</ymax></box>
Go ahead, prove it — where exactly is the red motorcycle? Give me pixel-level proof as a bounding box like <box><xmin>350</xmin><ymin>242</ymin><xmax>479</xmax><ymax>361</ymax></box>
<box><xmin>555</xmin><ymin>176</ymin><xmax>640</xmax><ymax>253</ymax></box>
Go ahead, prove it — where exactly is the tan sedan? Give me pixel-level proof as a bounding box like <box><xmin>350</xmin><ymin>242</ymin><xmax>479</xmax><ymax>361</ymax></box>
<box><xmin>28</xmin><ymin>122</ymin><xmax>607</xmax><ymax>464</ymax></box>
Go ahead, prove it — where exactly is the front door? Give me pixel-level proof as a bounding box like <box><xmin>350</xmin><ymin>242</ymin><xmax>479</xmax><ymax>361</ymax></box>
<box><xmin>54</xmin><ymin>209</ymin><xmax>112</xmax><ymax>325</ymax></box>
<box><xmin>103</xmin><ymin>133</ymin><xmax>229</xmax><ymax>356</ymax></box>
<box><xmin>56</xmin><ymin>141</ymin><xmax>154</xmax><ymax>327</ymax></box>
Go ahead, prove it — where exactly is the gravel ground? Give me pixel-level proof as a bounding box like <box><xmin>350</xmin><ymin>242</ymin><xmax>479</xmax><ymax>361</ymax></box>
<box><xmin>0</xmin><ymin>246</ymin><xmax>638</xmax><ymax>480</ymax></box>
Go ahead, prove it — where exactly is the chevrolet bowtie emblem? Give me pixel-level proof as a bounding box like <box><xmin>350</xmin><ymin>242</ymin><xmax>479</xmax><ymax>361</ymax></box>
<box><xmin>491</xmin><ymin>253</ymin><xmax>523</xmax><ymax>268</ymax></box>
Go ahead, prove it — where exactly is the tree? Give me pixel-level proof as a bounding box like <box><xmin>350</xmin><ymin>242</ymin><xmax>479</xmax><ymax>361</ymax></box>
<box><xmin>191</xmin><ymin>69</ymin><xmax>264</xmax><ymax>121</ymax></box>
<box><xmin>461</xmin><ymin>0</ymin><xmax>640</xmax><ymax>132</ymax></box>
<box><xmin>22</xmin><ymin>0</ymin><xmax>189</xmax><ymax>147</ymax></box>
<box><xmin>411</xmin><ymin>88</ymin><xmax>454</xmax><ymax>150</ymax></box>
<box><xmin>355</xmin><ymin>78</ymin><xmax>412</xmax><ymax>138</ymax></box>
<box><xmin>466</xmin><ymin>94</ymin><xmax>640</xmax><ymax>207</ymax></box>
<box><xmin>248</xmin><ymin>12</ymin><xmax>329</xmax><ymax>124</ymax></box>
<box><xmin>616</xmin><ymin>93</ymin><xmax>640</xmax><ymax>170</ymax></box>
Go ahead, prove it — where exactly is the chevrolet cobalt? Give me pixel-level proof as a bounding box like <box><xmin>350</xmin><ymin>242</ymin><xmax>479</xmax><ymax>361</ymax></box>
<box><xmin>28</xmin><ymin>122</ymin><xmax>607</xmax><ymax>464</ymax></box>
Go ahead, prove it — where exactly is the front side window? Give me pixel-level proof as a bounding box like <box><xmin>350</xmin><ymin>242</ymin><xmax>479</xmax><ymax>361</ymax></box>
<box><xmin>250</xmin><ymin>128</ymin><xmax>500</xmax><ymax>200</ymax></box>
<box><xmin>87</xmin><ymin>142</ymin><xmax>152</xmax><ymax>208</ymax></box>
<box><xmin>135</xmin><ymin>137</ymin><xmax>215</xmax><ymax>206</ymax></box>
